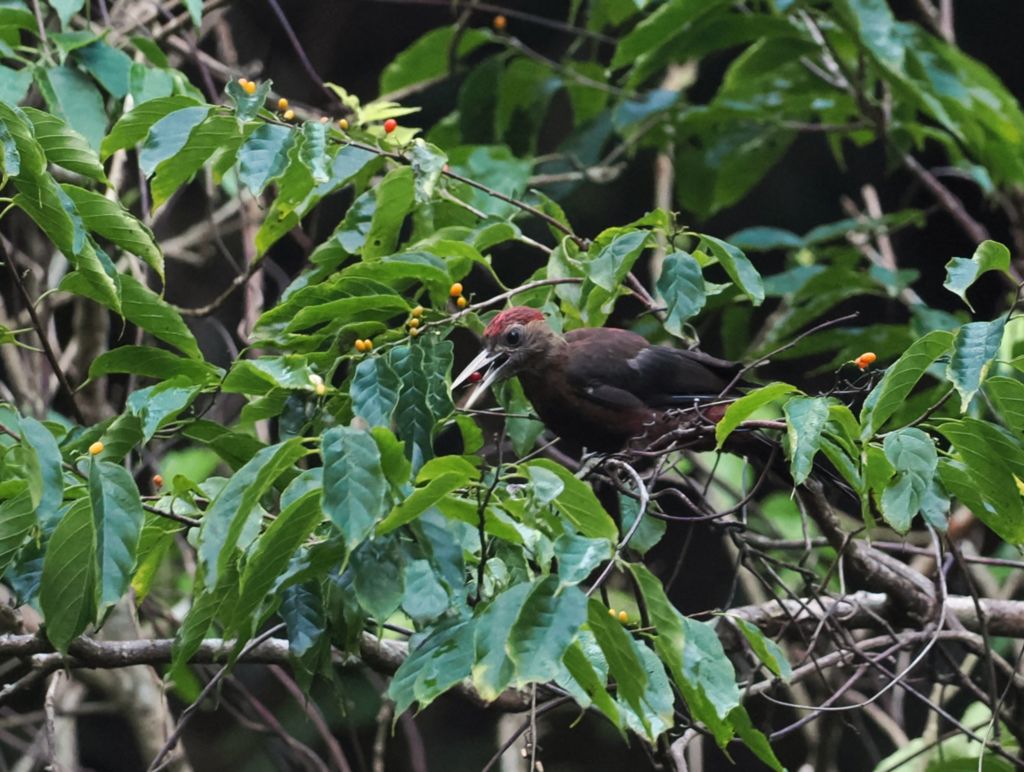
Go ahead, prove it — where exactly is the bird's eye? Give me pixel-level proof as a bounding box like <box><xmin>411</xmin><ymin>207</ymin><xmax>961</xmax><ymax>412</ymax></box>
<box><xmin>505</xmin><ymin>327</ymin><xmax>523</xmax><ymax>346</ymax></box>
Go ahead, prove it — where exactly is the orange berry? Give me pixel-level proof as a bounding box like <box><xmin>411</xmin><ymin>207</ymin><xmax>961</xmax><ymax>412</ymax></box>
<box><xmin>855</xmin><ymin>352</ymin><xmax>877</xmax><ymax>370</ymax></box>
<box><xmin>277</xmin><ymin>97</ymin><xmax>289</xmax><ymax>110</ymax></box>
<box><xmin>449</xmin><ymin>282</ymin><xmax>463</xmax><ymax>298</ymax></box>
<box><xmin>493</xmin><ymin>14</ymin><xmax>507</xmax><ymax>31</ymax></box>
<box><xmin>383</xmin><ymin>118</ymin><xmax>398</xmax><ymax>133</ymax></box>
<box><xmin>408</xmin><ymin>317</ymin><xmax>421</xmax><ymax>329</ymax></box>
<box><xmin>355</xmin><ymin>339</ymin><xmax>366</xmax><ymax>353</ymax></box>
<box><xmin>238</xmin><ymin>77</ymin><xmax>250</xmax><ymax>88</ymax></box>
<box><xmin>411</xmin><ymin>305</ymin><xmax>424</xmax><ymax>318</ymax></box>
<box><xmin>338</xmin><ymin>118</ymin><xmax>349</xmax><ymax>131</ymax></box>
<box><xmin>88</xmin><ymin>441</ymin><xmax>104</xmax><ymax>456</ymax></box>
<box><xmin>283</xmin><ymin>109</ymin><xmax>295</xmax><ymax>121</ymax></box>
<box><xmin>242</xmin><ymin>80</ymin><xmax>257</xmax><ymax>95</ymax></box>
<box><xmin>456</xmin><ymin>296</ymin><xmax>468</xmax><ymax>309</ymax></box>
<box><xmin>364</xmin><ymin>339</ymin><xmax>373</xmax><ymax>351</ymax></box>
<box><xmin>618</xmin><ymin>610</ymin><xmax>628</xmax><ymax>623</ymax></box>
<box><xmin>409</xmin><ymin>327</ymin><xmax>420</xmax><ymax>338</ymax></box>
<box><xmin>152</xmin><ymin>474</ymin><xmax>164</xmax><ymax>487</ymax></box>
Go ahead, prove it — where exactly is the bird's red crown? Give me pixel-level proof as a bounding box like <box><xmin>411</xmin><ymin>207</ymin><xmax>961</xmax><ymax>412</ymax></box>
<box><xmin>484</xmin><ymin>306</ymin><xmax>546</xmax><ymax>338</ymax></box>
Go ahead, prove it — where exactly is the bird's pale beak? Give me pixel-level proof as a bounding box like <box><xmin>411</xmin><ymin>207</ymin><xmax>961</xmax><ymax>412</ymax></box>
<box><xmin>451</xmin><ymin>348</ymin><xmax>510</xmax><ymax>410</ymax></box>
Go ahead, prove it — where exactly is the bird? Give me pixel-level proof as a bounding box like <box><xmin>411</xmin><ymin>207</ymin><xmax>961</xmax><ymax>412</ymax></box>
<box><xmin>450</xmin><ymin>306</ymin><xmax>748</xmax><ymax>454</ymax></box>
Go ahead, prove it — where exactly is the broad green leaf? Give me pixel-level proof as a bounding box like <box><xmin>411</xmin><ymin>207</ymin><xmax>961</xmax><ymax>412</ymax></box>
<box><xmin>783</xmin><ymin>396</ymin><xmax>829</xmax><ymax>485</ymax></box>
<box><xmin>554</xmin><ymin>533</ymin><xmax>612</xmax><ymax>586</ymax></box>
<box><xmin>472</xmin><ymin>582</ymin><xmax>532</xmax><ymax>701</ymax></box>
<box><xmin>377</xmin><ymin>471</ymin><xmax>469</xmax><ymax>534</ymax></box>
<box><xmin>300</xmin><ymin>120</ymin><xmax>329</xmax><ymax>183</ymax></box>
<box><xmin>587</xmin><ymin>598</ymin><xmax>649</xmax><ymax>732</ymax></box>
<box><xmin>700</xmin><ymin>234</ymin><xmax>764</xmax><ymax>305</ymax></box>
<box><xmin>879</xmin><ymin>428</ymin><xmax>937</xmax><ymax>533</ymax></box>
<box><xmin>390</xmin><ymin>344</ymin><xmax>437</xmax><ymax>472</ymax></box>
<box><xmin>379</xmin><ymin>27</ymin><xmax>489</xmax><ymax>94</ymax></box>
<box><xmin>222</xmin><ymin>356</ymin><xmax>317</xmax><ymax>395</ymax></box>
<box><xmin>350</xmin><ymin>534</ymin><xmax>404</xmax><ymax>621</ymax></box>
<box><xmin>138</xmin><ymin>105</ymin><xmax>211</xmax><ymax>177</ymax></box>
<box><xmin>39</xmin><ymin>499</ymin><xmax>96</xmax><ymax>652</ymax></box>
<box><xmin>523</xmin><ymin>459</ymin><xmax>618</xmax><ymax>540</ymax></box>
<box><xmin>938</xmin><ymin>419</ymin><xmax>1024</xmax><ymax>543</ymax></box>
<box><xmin>13</xmin><ymin>172</ymin><xmax>80</xmax><ymax>257</ymax></box>
<box><xmin>37</xmin><ymin>65</ymin><xmax>107</xmax><ymax>149</ymax></box>
<box><xmin>716</xmin><ymin>383</ymin><xmax>796</xmax><ymax>448</ymax></box>
<box><xmin>365</xmin><ymin>166</ymin><xmax>415</xmax><ymax>259</ymax></box>
<box><xmin>860</xmin><ymin>330</ymin><xmax>954</xmax><ymax>438</ymax></box>
<box><xmin>150</xmin><ymin>114</ymin><xmax>241</xmax><ymax>208</ymax></box>
<box><xmin>729</xmin><ymin>616</ymin><xmax>792</xmax><ymax>679</ymax></box>
<box><xmin>126</xmin><ymin>377</ymin><xmax>200</xmax><ymax>441</ymax></box>
<box><xmin>233</xmin><ymin>490</ymin><xmax>322</xmax><ymax>640</ymax></box>
<box><xmin>587</xmin><ymin>229</ymin><xmax>648</xmax><ymax>293</ymax></box>
<box><xmin>371</xmin><ymin>427</ymin><xmax>412</xmax><ymax>490</ymax></box>
<box><xmin>508</xmin><ymin>577</ymin><xmax>586</xmax><ymax>685</ymax></box>
<box><xmin>947</xmin><ymin>318</ymin><xmax>1005</xmax><ymax>411</ymax></box>
<box><xmin>322</xmin><ymin>426</ymin><xmax>386</xmax><ymax>550</ymax></box>
<box><xmin>89</xmin><ymin>460</ymin><xmax>144</xmax><ymax>608</ymax></box>
<box><xmin>48</xmin><ymin>0</ymin><xmax>85</xmax><ymax>28</ymax></box>
<box><xmin>170</xmin><ymin>567</ymin><xmax>238</xmax><ymax>677</ymax></box>
<box><xmin>0</xmin><ymin>100</ymin><xmax>45</xmax><ymax>178</ymax></box>
<box><xmin>279</xmin><ymin>583</ymin><xmax>329</xmax><ymax>691</ymax></box>
<box><xmin>388</xmin><ymin>618</ymin><xmax>476</xmax><ymax>715</ymax></box>
<box><xmin>729</xmin><ymin>705</ymin><xmax>784</xmax><ymax>772</ymax></box>
<box><xmin>561</xmin><ymin>641</ymin><xmax>623</xmax><ymax>729</ymax></box>
<box><xmin>61</xmin><ymin>185</ymin><xmax>163</xmax><ymax>280</ymax></box>
<box><xmin>0</xmin><ymin>488</ymin><xmax>35</xmax><ymax>576</ymax></box>
<box><xmin>944</xmin><ymin>240</ymin><xmax>1011</xmax><ymax>310</ymax></box>
<box><xmin>351</xmin><ymin>356</ymin><xmax>399</xmax><ymax>428</ymax></box>
<box><xmin>656</xmin><ymin>250</ymin><xmax>706</xmax><ymax>337</ymax></box>
<box><xmin>19</xmin><ymin>417</ymin><xmax>63</xmax><ymax>531</ymax></box>
<box><xmin>401</xmin><ymin>558</ymin><xmax>449</xmax><ymax>625</ymax></box>
<box><xmin>985</xmin><ymin>376</ymin><xmax>1024</xmax><ymax>434</ymax></box>
<box><xmin>22</xmin><ymin>107</ymin><xmax>107</xmax><ymax>183</ymax></box>
<box><xmin>408</xmin><ymin>139</ymin><xmax>446</xmax><ymax>203</ymax></box>
<box><xmin>727</xmin><ymin>226</ymin><xmax>803</xmax><ymax>252</ymax></box>
<box><xmin>197</xmin><ymin>438</ymin><xmax>309</xmax><ymax>587</ymax></box>
<box><xmin>237</xmin><ymin>123</ymin><xmax>294</xmax><ymax>194</ymax></box>
<box><xmin>612</xmin><ymin>0</ymin><xmax>729</xmax><ymax>68</ymax></box>
<box><xmin>75</xmin><ymin>40</ymin><xmax>132</xmax><ymax>98</ymax></box>
<box><xmin>101</xmin><ymin>96</ymin><xmax>202</xmax><ymax>159</ymax></box>
<box><xmin>89</xmin><ymin>346</ymin><xmax>222</xmax><ymax>384</ymax></box>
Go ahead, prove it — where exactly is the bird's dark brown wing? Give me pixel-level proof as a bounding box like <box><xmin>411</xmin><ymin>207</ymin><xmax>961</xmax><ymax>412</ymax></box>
<box><xmin>563</xmin><ymin>329</ymin><xmax>742</xmax><ymax>410</ymax></box>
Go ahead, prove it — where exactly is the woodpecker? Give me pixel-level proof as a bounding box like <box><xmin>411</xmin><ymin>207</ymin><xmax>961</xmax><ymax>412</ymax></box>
<box><xmin>451</xmin><ymin>307</ymin><xmax>746</xmax><ymax>453</ymax></box>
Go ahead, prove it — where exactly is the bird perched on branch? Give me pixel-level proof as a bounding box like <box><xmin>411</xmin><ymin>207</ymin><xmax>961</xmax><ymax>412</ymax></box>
<box><xmin>451</xmin><ymin>306</ymin><xmax>748</xmax><ymax>454</ymax></box>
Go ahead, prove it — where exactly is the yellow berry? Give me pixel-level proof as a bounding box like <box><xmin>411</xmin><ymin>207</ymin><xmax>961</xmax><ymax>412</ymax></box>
<box><xmin>315</xmin><ymin>382</ymin><xmax>327</xmax><ymax>396</ymax></box>
<box><xmin>242</xmin><ymin>80</ymin><xmax>257</xmax><ymax>95</ymax></box>
<box><xmin>364</xmin><ymin>339</ymin><xmax>373</xmax><ymax>351</ymax></box>
<box><xmin>277</xmin><ymin>97</ymin><xmax>289</xmax><ymax>110</ymax></box>
<box><xmin>618</xmin><ymin>610</ymin><xmax>629</xmax><ymax>623</ymax></box>
<box><xmin>449</xmin><ymin>282</ymin><xmax>463</xmax><ymax>298</ymax></box>
<box><xmin>238</xmin><ymin>77</ymin><xmax>250</xmax><ymax>88</ymax></box>
<box><xmin>355</xmin><ymin>339</ymin><xmax>366</xmax><ymax>353</ymax></box>
<box><xmin>88</xmin><ymin>441</ymin><xmax>104</xmax><ymax>456</ymax></box>
<box><xmin>152</xmin><ymin>474</ymin><xmax>163</xmax><ymax>487</ymax></box>
<box><xmin>338</xmin><ymin>118</ymin><xmax>349</xmax><ymax>131</ymax></box>
<box><xmin>608</xmin><ymin>607</ymin><xmax>617</xmax><ymax>618</ymax></box>
<box><xmin>283</xmin><ymin>109</ymin><xmax>295</xmax><ymax>121</ymax></box>
<box><xmin>409</xmin><ymin>327</ymin><xmax>420</xmax><ymax>338</ymax></box>
<box><xmin>457</xmin><ymin>296</ymin><xmax>468</xmax><ymax>309</ymax></box>
<box><xmin>408</xmin><ymin>317</ymin><xmax>421</xmax><ymax>329</ymax></box>
<box><xmin>411</xmin><ymin>305</ymin><xmax>424</xmax><ymax>317</ymax></box>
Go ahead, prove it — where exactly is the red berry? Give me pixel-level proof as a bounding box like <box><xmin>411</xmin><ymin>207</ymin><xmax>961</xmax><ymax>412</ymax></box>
<box><xmin>383</xmin><ymin>118</ymin><xmax>398</xmax><ymax>133</ymax></box>
<box><xmin>468</xmin><ymin>371</ymin><xmax>482</xmax><ymax>383</ymax></box>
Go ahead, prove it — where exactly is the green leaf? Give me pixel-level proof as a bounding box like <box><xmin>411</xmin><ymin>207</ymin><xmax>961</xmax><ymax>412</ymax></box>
<box><xmin>377</xmin><ymin>472</ymin><xmax>469</xmax><ymax>534</ymax></box>
<box><xmin>401</xmin><ymin>558</ymin><xmax>449</xmax><ymax>625</ymax></box>
<box><xmin>0</xmin><ymin>100</ymin><xmax>45</xmax><ymax>179</ymax></box>
<box><xmin>700</xmin><ymin>234</ymin><xmax>765</xmax><ymax>305</ymax></box>
<box><xmin>13</xmin><ymin>172</ymin><xmax>81</xmax><ymax>257</ymax></box>
<box><xmin>729</xmin><ymin>705</ymin><xmax>784</xmax><ymax>772</ymax></box>
<box><xmin>587</xmin><ymin>229</ymin><xmax>649</xmax><ymax>293</ymax></box>
<box><xmin>656</xmin><ymin>251</ymin><xmax>706</xmax><ymax>337</ymax></box>
<box><xmin>233</xmin><ymin>490</ymin><xmax>322</xmax><ymax>640</ymax></box>
<box><xmin>0</xmin><ymin>488</ymin><xmax>35</xmax><ymax>576</ymax></box>
<box><xmin>944</xmin><ymin>240</ymin><xmax>1011</xmax><ymax>310</ymax></box>
<box><xmin>561</xmin><ymin>641</ymin><xmax>623</xmax><ymax>729</ymax></box>
<box><xmin>350</xmin><ymin>534</ymin><xmax>404</xmax><ymax>621</ymax></box>
<box><xmin>388</xmin><ymin>618</ymin><xmax>476</xmax><ymax>715</ymax></box>
<box><xmin>879</xmin><ymin>428</ymin><xmax>938</xmax><ymax>533</ymax></box>
<box><xmin>237</xmin><ymin>123</ymin><xmax>294</xmax><ymax>194</ymax></box>
<box><xmin>197</xmin><ymin>438</ymin><xmax>309</xmax><ymax>588</ymax></box>
<box><xmin>22</xmin><ymin>107</ymin><xmax>107</xmax><ymax>183</ymax></box>
<box><xmin>75</xmin><ymin>41</ymin><xmax>132</xmax><ymax>98</ymax></box>
<box><xmin>947</xmin><ymin>318</ymin><xmax>1005</xmax><ymax>411</ymax></box>
<box><xmin>150</xmin><ymin>114</ymin><xmax>241</xmax><ymax>208</ymax></box>
<box><xmin>300</xmin><ymin>120</ymin><xmax>329</xmax><ymax>184</ymax></box>
<box><xmin>729</xmin><ymin>616</ymin><xmax>792</xmax><ymax>679</ymax></box>
<box><xmin>89</xmin><ymin>460</ymin><xmax>144</xmax><ymax>608</ymax></box>
<box><xmin>390</xmin><ymin>344</ymin><xmax>438</xmax><ymax>472</ymax></box>
<box><xmin>554</xmin><ymin>533</ymin><xmax>612</xmax><ymax>586</ymax></box>
<box><xmin>222</xmin><ymin>356</ymin><xmax>317</xmax><ymax>395</ymax></box>
<box><xmin>171</xmin><ymin>566</ymin><xmax>238</xmax><ymax>677</ymax></box>
<box><xmin>716</xmin><ymin>383</ymin><xmax>796</xmax><ymax>449</ymax></box>
<box><xmin>472</xmin><ymin>582</ymin><xmax>532</xmax><ymax>701</ymax></box>
<box><xmin>508</xmin><ymin>577</ymin><xmax>586</xmax><ymax>685</ymax></box>
<box><xmin>138</xmin><ymin>105</ymin><xmax>211</xmax><ymax>177</ymax></box>
<box><xmin>727</xmin><ymin>226</ymin><xmax>803</xmax><ymax>252</ymax></box>
<box><xmin>985</xmin><ymin>376</ymin><xmax>1024</xmax><ymax>434</ymax></box>
<box><xmin>408</xmin><ymin>139</ymin><xmax>446</xmax><ymax>204</ymax></box>
<box><xmin>380</xmin><ymin>26</ymin><xmax>489</xmax><ymax>94</ymax></box>
<box><xmin>101</xmin><ymin>96</ymin><xmax>201</xmax><ymax>160</ymax></box>
<box><xmin>19</xmin><ymin>417</ymin><xmax>63</xmax><ymax>531</ymax></box>
<box><xmin>783</xmin><ymin>396</ymin><xmax>829</xmax><ymax>485</ymax></box>
<box><xmin>321</xmin><ymin>426</ymin><xmax>387</xmax><ymax>550</ymax></box>
<box><xmin>365</xmin><ymin>166</ymin><xmax>415</xmax><ymax>259</ymax></box>
<box><xmin>48</xmin><ymin>0</ymin><xmax>85</xmax><ymax>28</ymax></box>
<box><xmin>126</xmin><ymin>377</ymin><xmax>200</xmax><ymax>441</ymax></box>
<box><xmin>89</xmin><ymin>345</ymin><xmax>221</xmax><ymax>384</ymax></box>
<box><xmin>279</xmin><ymin>583</ymin><xmax>329</xmax><ymax>691</ymax></box>
<box><xmin>37</xmin><ymin>65</ymin><xmax>107</xmax><ymax>149</ymax></box>
<box><xmin>612</xmin><ymin>0</ymin><xmax>729</xmax><ymax>68</ymax></box>
<box><xmin>61</xmin><ymin>185</ymin><xmax>163</xmax><ymax>281</ymax></box>
<box><xmin>860</xmin><ymin>330</ymin><xmax>954</xmax><ymax>439</ymax></box>
<box><xmin>938</xmin><ymin>419</ymin><xmax>1024</xmax><ymax>544</ymax></box>
<box><xmin>351</xmin><ymin>356</ymin><xmax>399</xmax><ymax>428</ymax></box>
<box><xmin>523</xmin><ymin>459</ymin><xmax>618</xmax><ymax>540</ymax></box>
<box><xmin>587</xmin><ymin>598</ymin><xmax>649</xmax><ymax>732</ymax></box>
<box><xmin>39</xmin><ymin>499</ymin><xmax>97</xmax><ymax>652</ymax></box>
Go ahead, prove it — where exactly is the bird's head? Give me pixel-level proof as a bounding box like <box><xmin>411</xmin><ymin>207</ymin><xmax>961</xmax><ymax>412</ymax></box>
<box><xmin>451</xmin><ymin>306</ymin><xmax>557</xmax><ymax>409</ymax></box>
